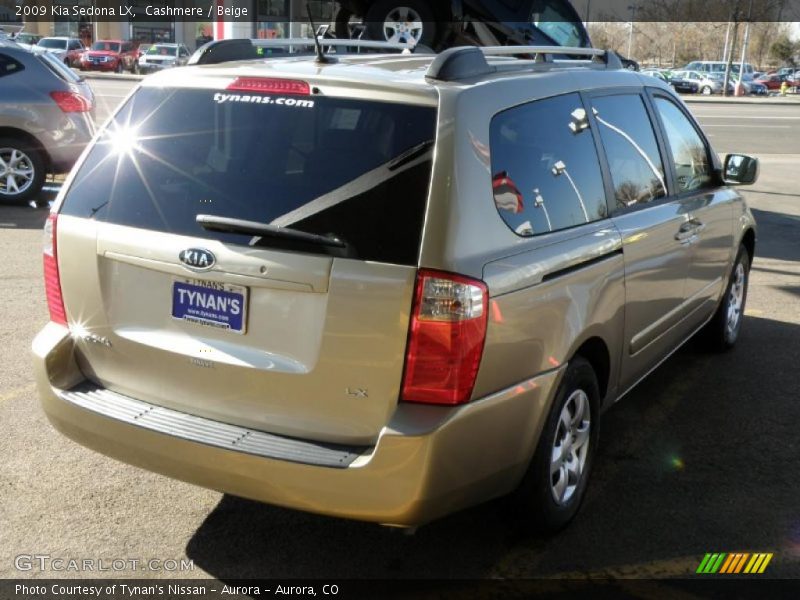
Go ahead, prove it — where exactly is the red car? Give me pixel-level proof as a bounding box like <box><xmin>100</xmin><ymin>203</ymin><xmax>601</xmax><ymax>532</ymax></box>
<box><xmin>755</xmin><ymin>73</ymin><xmax>797</xmax><ymax>91</ymax></box>
<box><xmin>79</xmin><ymin>40</ymin><xmax>139</xmax><ymax>74</ymax></box>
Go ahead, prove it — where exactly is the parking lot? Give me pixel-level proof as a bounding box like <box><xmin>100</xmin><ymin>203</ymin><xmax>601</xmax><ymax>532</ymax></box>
<box><xmin>1</xmin><ymin>77</ymin><xmax>799</xmax><ymax>581</ymax></box>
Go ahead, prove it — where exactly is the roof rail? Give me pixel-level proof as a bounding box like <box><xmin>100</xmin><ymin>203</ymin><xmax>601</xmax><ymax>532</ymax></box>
<box><xmin>426</xmin><ymin>45</ymin><xmax>623</xmax><ymax>82</ymax></box>
<box><xmin>188</xmin><ymin>37</ymin><xmax>425</xmax><ymax>66</ymax></box>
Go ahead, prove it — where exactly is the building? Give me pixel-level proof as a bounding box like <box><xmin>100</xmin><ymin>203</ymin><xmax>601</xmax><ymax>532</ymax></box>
<box><xmin>4</xmin><ymin>0</ymin><xmax>336</xmax><ymax>51</ymax></box>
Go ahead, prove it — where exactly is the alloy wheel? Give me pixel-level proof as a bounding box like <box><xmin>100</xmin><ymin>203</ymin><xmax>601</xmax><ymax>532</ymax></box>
<box><xmin>0</xmin><ymin>148</ymin><xmax>36</xmax><ymax>197</ymax></box>
<box><xmin>382</xmin><ymin>7</ymin><xmax>424</xmax><ymax>44</ymax></box>
<box><xmin>726</xmin><ymin>262</ymin><xmax>746</xmax><ymax>340</ymax></box>
<box><xmin>550</xmin><ymin>389</ymin><xmax>591</xmax><ymax>506</ymax></box>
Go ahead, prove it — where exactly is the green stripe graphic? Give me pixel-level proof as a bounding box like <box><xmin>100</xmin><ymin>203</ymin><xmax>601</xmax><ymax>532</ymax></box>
<box><xmin>710</xmin><ymin>553</ymin><xmax>727</xmax><ymax>573</ymax></box>
<box><xmin>697</xmin><ymin>554</ymin><xmax>713</xmax><ymax>574</ymax></box>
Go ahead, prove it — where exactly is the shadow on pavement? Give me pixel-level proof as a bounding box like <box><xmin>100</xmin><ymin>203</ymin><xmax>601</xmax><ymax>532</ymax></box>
<box><xmin>185</xmin><ymin>315</ymin><xmax>800</xmax><ymax>580</ymax></box>
<box><xmin>750</xmin><ymin>208</ymin><xmax>800</xmax><ymax>263</ymax></box>
<box><xmin>0</xmin><ymin>187</ymin><xmax>58</xmax><ymax>230</ymax></box>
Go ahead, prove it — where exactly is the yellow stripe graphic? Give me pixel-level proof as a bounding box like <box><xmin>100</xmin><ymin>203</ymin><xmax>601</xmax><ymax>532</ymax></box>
<box><xmin>743</xmin><ymin>554</ymin><xmax>759</xmax><ymax>573</ymax></box>
<box><xmin>734</xmin><ymin>553</ymin><xmax>749</xmax><ymax>573</ymax></box>
<box><xmin>758</xmin><ymin>553</ymin><xmax>773</xmax><ymax>573</ymax></box>
<box><xmin>750</xmin><ymin>554</ymin><xmax>766</xmax><ymax>573</ymax></box>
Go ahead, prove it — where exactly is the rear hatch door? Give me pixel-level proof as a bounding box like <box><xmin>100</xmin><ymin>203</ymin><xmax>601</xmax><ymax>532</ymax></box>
<box><xmin>56</xmin><ymin>80</ymin><xmax>437</xmax><ymax>444</ymax></box>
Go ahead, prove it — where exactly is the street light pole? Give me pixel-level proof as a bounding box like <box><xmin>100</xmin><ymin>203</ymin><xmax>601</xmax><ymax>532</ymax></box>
<box><xmin>533</xmin><ymin>188</ymin><xmax>553</xmax><ymax>231</ymax></box>
<box><xmin>627</xmin><ymin>4</ymin><xmax>640</xmax><ymax>58</ymax></box>
<box><xmin>551</xmin><ymin>161</ymin><xmax>589</xmax><ymax>222</ymax></box>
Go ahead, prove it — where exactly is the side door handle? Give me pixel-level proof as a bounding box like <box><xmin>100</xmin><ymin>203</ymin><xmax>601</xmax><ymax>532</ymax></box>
<box><xmin>675</xmin><ymin>219</ymin><xmax>705</xmax><ymax>243</ymax></box>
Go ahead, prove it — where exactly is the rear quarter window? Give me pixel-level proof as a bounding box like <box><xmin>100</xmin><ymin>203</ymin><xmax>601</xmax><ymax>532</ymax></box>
<box><xmin>0</xmin><ymin>53</ymin><xmax>24</xmax><ymax>78</ymax></box>
<box><xmin>489</xmin><ymin>93</ymin><xmax>607</xmax><ymax>237</ymax></box>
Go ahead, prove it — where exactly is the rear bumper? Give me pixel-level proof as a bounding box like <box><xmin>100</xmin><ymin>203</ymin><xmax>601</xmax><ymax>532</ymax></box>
<box><xmin>33</xmin><ymin>323</ymin><xmax>562</xmax><ymax>526</ymax></box>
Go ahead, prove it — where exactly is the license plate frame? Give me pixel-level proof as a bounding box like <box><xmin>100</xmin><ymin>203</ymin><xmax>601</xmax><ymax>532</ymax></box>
<box><xmin>171</xmin><ymin>278</ymin><xmax>248</xmax><ymax>335</ymax></box>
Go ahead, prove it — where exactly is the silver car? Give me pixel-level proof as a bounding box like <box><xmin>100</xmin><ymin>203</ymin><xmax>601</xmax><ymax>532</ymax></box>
<box><xmin>0</xmin><ymin>41</ymin><xmax>95</xmax><ymax>203</ymax></box>
<box><xmin>137</xmin><ymin>43</ymin><xmax>190</xmax><ymax>74</ymax></box>
<box><xmin>34</xmin><ymin>41</ymin><xmax>758</xmax><ymax>532</ymax></box>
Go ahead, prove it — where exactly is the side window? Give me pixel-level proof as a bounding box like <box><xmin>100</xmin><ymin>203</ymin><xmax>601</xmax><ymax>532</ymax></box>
<box><xmin>0</xmin><ymin>53</ymin><xmax>24</xmax><ymax>78</ymax></box>
<box><xmin>590</xmin><ymin>94</ymin><xmax>666</xmax><ymax>210</ymax></box>
<box><xmin>489</xmin><ymin>93</ymin><xmax>607</xmax><ymax>237</ymax></box>
<box><xmin>654</xmin><ymin>97</ymin><xmax>713</xmax><ymax>193</ymax></box>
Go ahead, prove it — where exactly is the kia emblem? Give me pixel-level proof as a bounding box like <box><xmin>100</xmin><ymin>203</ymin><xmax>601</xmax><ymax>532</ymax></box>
<box><xmin>179</xmin><ymin>248</ymin><xmax>216</xmax><ymax>271</ymax></box>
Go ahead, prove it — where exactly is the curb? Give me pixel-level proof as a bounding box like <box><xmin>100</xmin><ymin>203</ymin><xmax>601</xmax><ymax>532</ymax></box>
<box><xmin>71</xmin><ymin>69</ymin><xmax>144</xmax><ymax>82</ymax></box>
<box><xmin>684</xmin><ymin>96</ymin><xmax>800</xmax><ymax>105</ymax></box>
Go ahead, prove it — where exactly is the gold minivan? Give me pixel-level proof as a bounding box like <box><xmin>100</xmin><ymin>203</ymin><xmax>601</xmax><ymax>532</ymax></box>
<box><xmin>33</xmin><ymin>43</ymin><xmax>758</xmax><ymax>532</ymax></box>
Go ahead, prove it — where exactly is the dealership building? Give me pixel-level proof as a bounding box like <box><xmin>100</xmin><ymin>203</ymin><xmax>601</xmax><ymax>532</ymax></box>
<box><xmin>4</xmin><ymin>1</ymin><xmax>336</xmax><ymax>50</ymax></box>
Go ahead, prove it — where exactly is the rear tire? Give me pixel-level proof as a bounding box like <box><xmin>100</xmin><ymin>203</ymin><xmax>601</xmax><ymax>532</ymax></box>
<box><xmin>334</xmin><ymin>7</ymin><xmax>354</xmax><ymax>39</ymax></box>
<box><xmin>364</xmin><ymin>0</ymin><xmax>438</xmax><ymax>47</ymax></box>
<box><xmin>701</xmin><ymin>244</ymin><xmax>751</xmax><ymax>351</ymax></box>
<box><xmin>509</xmin><ymin>356</ymin><xmax>600</xmax><ymax>534</ymax></box>
<box><xmin>0</xmin><ymin>137</ymin><xmax>46</xmax><ymax>205</ymax></box>
<box><xmin>115</xmin><ymin>60</ymin><xmax>123</xmax><ymax>74</ymax></box>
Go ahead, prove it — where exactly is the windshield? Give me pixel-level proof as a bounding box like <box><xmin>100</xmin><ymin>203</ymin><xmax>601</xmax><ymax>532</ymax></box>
<box><xmin>38</xmin><ymin>38</ymin><xmax>66</xmax><ymax>50</ymax></box>
<box><xmin>92</xmin><ymin>41</ymin><xmax>121</xmax><ymax>52</ymax></box>
<box><xmin>147</xmin><ymin>45</ymin><xmax>177</xmax><ymax>56</ymax></box>
<box><xmin>60</xmin><ymin>87</ymin><xmax>437</xmax><ymax>265</ymax></box>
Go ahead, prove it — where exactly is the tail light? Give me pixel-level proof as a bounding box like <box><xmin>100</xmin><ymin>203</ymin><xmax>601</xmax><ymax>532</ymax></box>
<box><xmin>226</xmin><ymin>77</ymin><xmax>310</xmax><ymax>95</ymax></box>
<box><xmin>49</xmin><ymin>91</ymin><xmax>92</xmax><ymax>113</ymax></box>
<box><xmin>43</xmin><ymin>214</ymin><xmax>67</xmax><ymax>325</ymax></box>
<box><xmin>401</xmin><ymin>269</ymin><xmax>489</xmax><ymax>406</ymax></box>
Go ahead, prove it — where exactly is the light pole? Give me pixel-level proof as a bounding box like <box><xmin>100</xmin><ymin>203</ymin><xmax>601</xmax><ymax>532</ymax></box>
<box><xmin>592</xmin><ymin>108</ymin><xmax>666</xmax><ymax>193</ymax></box>
<box><xmin>551</xmin><ymin>161</ymin><xmax>589</xmax><ymax>223</ymax></box>
<box><xmin>532</xmin><ymin>188</ymin><xmax>552</xmax><ymax>232</ymax></box>
<box><xmin>627</xmin><ymin>4</ymin><xmax>642</xmax><ymax>58</ymax></box>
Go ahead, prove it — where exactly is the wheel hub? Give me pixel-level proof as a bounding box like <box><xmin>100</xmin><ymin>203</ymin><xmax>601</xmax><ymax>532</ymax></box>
<box><xmin>550</xmin><ymin>389</ymin><xmax>591</xmax><ymax>506</ymax></box>
<box><xmin>0</xmin><ymin>148</ymin><xmax>35</xmax><ymax>196</ymax></box>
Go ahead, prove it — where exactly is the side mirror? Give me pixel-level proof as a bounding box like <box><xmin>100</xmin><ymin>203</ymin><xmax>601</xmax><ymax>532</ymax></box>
<box><xmin>723</xmin><ymin>154</ymin><xmax>759</xmax><ymax>185</ymax></box>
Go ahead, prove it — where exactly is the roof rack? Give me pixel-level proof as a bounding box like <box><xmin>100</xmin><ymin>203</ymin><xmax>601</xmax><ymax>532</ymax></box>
<box><xmin>188</xmin><ymin>37</ymin><xmax>427</xmax><ymax>66</ymax></box>
<box><xmin>426</xmin><ymin>45</ymin><xmax>623</xmax><ymax>82</ymax></box>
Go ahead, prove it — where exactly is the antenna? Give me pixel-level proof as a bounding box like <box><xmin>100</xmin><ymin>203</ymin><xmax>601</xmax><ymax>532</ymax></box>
<box><xmin>306</xmin><ymin>3</ymin><xmax>335</xmax><ymax>64</ymax></box>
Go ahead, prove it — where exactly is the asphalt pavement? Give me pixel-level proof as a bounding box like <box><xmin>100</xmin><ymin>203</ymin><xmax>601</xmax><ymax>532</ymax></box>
<box><xmin>0</xmin><ymin>80</ymin><xmax>799</xmax><ymax>584</ymax></box>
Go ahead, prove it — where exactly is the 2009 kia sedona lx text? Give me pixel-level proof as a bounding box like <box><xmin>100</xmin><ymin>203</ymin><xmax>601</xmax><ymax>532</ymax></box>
<box><xmin>33</xmin><ymin>41</ymin><xmax>757</xmax><ymax>532</ymax></box>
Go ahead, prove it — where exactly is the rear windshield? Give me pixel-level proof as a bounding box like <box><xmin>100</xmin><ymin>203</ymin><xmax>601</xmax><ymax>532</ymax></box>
<box><xmin>37</xmin><ymin>51</ymin><xmax>82</xmax><ymax>83</ymax></box>
<box><xmin>60</xmin><ymin>87</ymin><xmax>436</xmax><ymax>266</ymax></box>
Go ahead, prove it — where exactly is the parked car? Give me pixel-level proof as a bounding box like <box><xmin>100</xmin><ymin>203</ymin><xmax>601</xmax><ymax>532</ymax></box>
<box><xmin>732</xmin><ymin>74</ymin><xmax>768</xmax><ymax>96</ymax></box>
<box><xmin>333</xmin><ymin>0</ymin><xmax>590</xmax><ymax>50</ymax></box>
<box><xmin>672</xmin><ymin>70</ymin><xmax>726</xmax><ymax>95</ymax></box>
<box><xmin>681</xmin><ymin>60</ymin><xmax>755</xmax><ymax>76</ymax></box>
<box><xmin>137</xmin><ymin>43</ymin><xmax>190</xmax><ymax>74</ymax></box>
<box><xmin>80</xmin><ymin>40</ymin><xmax>139</xmax><ymax>74</ymax></box>
<box><xmin>755</xmin><ymin>73</ymin><xmax>797</xmax><ymax>91</ymax></box>
<box><xmin>34</xmin><ymin>41</ymin><xmax>757</xmax><ymax>533</ymax></box>
<box><xmin>642</xmin><ymin>70</ymin><xmax>700</xmax><ymax>94</ymax></box>
<box><xmin>11</xmin><ymin>32</ymin><xmax>42</xmax><ymax>50</ymax></box>
<box><xmin>0</xmin><ymin>40</ymin><xmax>94</xmax><ymax>203</ymax></box>
<box><xmin>36</xmin><ymin>36</ymin><xmax>85</xmax><ymax>67</ymax></box>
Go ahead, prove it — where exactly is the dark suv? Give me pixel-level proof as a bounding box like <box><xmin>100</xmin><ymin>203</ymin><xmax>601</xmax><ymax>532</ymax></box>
<box><xmin>334</xmin><ymin>0</ymin><xmax>590</xmax><ymax>49</ymax></box>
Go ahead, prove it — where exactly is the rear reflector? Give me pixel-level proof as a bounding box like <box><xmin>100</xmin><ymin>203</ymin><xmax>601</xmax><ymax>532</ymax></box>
<box><xmin>49</xmin><ymin>91</ymin><xmax>92</xmax><ymax>113</ymax></box>
<box><xmin>401</xmin><ymin>269</ymin><xmax>489</xmax><ymax>406</ymax></box>
<box><xmin>43</xmin><ymin>214</ymin><xmax>67</xmax><ymax>325</ymax></box>
<box><xmin>226</xmin><ymin>77</ymin><xmax>310</xmax><ymax>95</ymax></box>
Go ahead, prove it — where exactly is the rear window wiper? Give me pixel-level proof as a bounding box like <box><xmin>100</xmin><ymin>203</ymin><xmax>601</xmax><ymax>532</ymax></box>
<box><xmin>196</xmin><ymin>214</ymin><xmax>346</xmax><ymax>249</ymax></box>
<box><xmin>388</xmin><ymin>139</ymin><xmax>435</xmax><ymax>171</ymax></box>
